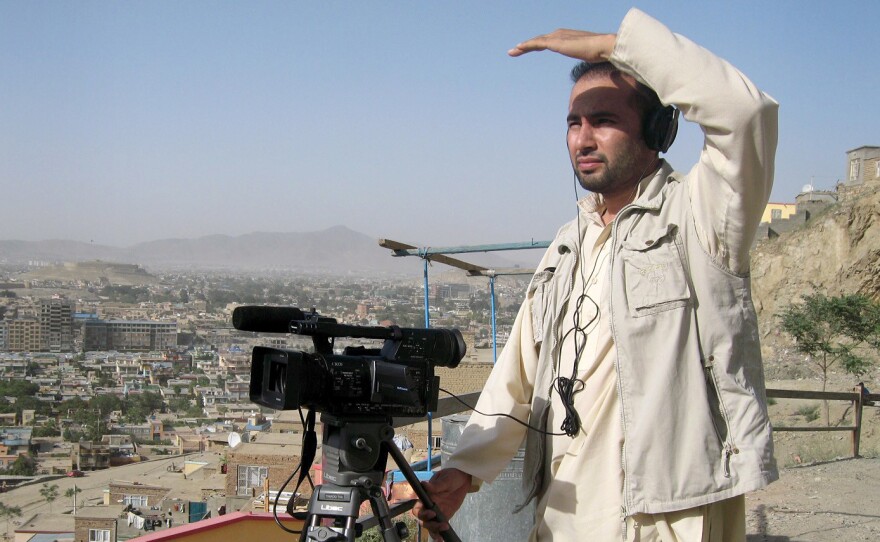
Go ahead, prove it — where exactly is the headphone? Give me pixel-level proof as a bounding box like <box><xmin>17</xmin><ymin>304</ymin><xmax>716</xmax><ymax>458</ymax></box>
<box><xmin>643</xmin><ymin>105</ymin><xmax>680</xmax><ymax>153</ymax></box>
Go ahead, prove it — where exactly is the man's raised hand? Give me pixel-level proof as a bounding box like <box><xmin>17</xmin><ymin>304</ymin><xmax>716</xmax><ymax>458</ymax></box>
<box><xmin>508</xmin><ymin>29</ymin><xmax>616</xmax><ymax>63</ymax></box>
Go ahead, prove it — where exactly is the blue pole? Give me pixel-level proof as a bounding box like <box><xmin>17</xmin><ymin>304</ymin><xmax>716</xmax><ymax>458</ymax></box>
<box><xmin>423</xmin><ymin>259</ymin><xmax>430</xmax><ymax>328</ymax></box>
<box><xmin>422</xmin><ymin>258</ymin><xmax>433</xmax><ymax>471</ymax></box>
<box><xmin>490</xmin><ymin>275</ymin><xmax>498</xmax><ymax>364</ymax></box>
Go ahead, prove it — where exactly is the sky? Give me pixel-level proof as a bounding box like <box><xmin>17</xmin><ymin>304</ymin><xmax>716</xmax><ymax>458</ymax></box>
<box><xmin>1</xmin><ymin>1</ymin><xmax>878</xmax><ymax>249</ymax></box>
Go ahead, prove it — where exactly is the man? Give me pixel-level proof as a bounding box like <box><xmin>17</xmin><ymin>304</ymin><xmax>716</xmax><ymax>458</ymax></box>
<box><xmin>415</xmin><ymin>8</ymin><xmax>778</xmax><ymax>541</ymax></box>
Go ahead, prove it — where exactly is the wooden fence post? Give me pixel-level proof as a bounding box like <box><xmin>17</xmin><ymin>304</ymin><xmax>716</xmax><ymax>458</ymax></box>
<box><xmin>853</xmin><ymin>383</ymin><xmax>865</xmax><ymax>458</ymax></box>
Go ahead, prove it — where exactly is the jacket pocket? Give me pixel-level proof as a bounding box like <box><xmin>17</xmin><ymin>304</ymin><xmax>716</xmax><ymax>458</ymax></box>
<box><xmin>620</xmin><ymin>224</ymin><xmax>690</xmax><ymax>317</ymax></box>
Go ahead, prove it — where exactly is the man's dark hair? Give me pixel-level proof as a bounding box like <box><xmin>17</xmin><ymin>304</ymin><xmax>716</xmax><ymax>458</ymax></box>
<box><xmin>570</xmin><ymin>61</ymin><xmax>663</xmax><ymax>120</ymax></box>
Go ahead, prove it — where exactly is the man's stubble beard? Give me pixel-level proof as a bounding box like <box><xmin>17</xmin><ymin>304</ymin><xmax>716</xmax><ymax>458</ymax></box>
<box><xmin>573</xmin><ymin>138</ymin><xmax>645</xmax><ymax>195</ymax></box>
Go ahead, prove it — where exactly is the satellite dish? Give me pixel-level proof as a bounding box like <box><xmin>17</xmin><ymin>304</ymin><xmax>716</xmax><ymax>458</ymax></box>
<box><xmin>228</xmin><ymin>432</ymin><xmax>242</xmax><ymax>448</ymax></box>
<box><xmin>801</xmin><ymin>183</ymin><xmax>815</xmax><ymax>193</ymax></box>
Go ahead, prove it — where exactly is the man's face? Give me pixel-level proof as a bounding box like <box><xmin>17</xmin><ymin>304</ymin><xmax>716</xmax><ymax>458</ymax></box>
<box><xmin>567</xmin><ymin>73</ymin><xmax>655</xmax><ymax>196</ymax></box>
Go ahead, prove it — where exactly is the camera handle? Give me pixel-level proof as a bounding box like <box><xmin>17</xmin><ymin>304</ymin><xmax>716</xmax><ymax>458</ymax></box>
<box><xmin>300</xmin><ymin>416</ymin><xmax>461</xmax><ymax>542</ymax></box>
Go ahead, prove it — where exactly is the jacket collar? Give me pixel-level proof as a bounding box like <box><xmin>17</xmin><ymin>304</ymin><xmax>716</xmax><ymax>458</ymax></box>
<box><xmin>575</xmin><ymin>159</ymin><xmax>676</xmax><ymax>217</ymax></box>
<box><xmin>634</xmin><ymin>160</ymin><xmax>677</xmax><ymax>210</ymax></box>
<box><xmin>557</xmin><ymin>160</ymin><xmax>678</xmax><ymax>254</ymax></box>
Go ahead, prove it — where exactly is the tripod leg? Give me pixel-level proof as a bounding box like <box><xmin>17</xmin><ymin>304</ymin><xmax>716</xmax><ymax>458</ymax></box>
<box><xmin>366</xmin><ymin>486</ymin><xmax>403</xmax><ymax>542</ymax></box>
<box><xmin>385</xmin><ymin>440</ymin><xmax>462</xmax><ymax>542</ymax></box>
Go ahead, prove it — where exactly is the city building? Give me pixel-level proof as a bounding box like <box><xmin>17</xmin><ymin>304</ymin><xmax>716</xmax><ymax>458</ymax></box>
<box><xmin>74</xmin><ymin>441</ymin><xmax>112</xmax><ymax>471</ymax></box>
<box><xmin>760</xmin><ymin>202</ymin><xmax>798</xmax><ymax>224</ymax></box>
<box><xmin>83</xmin><ymin>320</ymin><xmax>177</xmax><ymax>352</ymax></box>
<box><xmin>845</xmin><ymin>145</ymin><xmax>880</xmax><ymax>187</ymax></box>
<box><xmin>217</xmin><ymin>353</ymin><xmax>250</xmax><ymax>379</ymax></box>
<box><xmin>6</xmin><ymin>318</ymin><xmax>42</xmax><ymax>352</ymax></box>
<box><xmin>109</xmin><ymin>418</ymin><xmax>164</xmax><ymax>444</ymax></box>
<box><xmin>40</xmin><ymin>298</ymin><xmax>74</xmax><ymax>352</ymax></box>
<box><xmin>75</xmin><ymin>506</ymin><xmax>126</xmax><ymax>542</ymax></box>
<box><xmin>108</xmin><ymin>481</ymin><xmax>171</xmax><ymax>508</ymax></box>
<box><xmin>0</xmin><ymin>427</ymin><xmax>33</xmax><ymax>468</ymax></box>
<box><xmin>13</xmin><ymin>514</ymin><xmax>73</xmax><ymax>542</ymax></box>
<box><xmin>224</xmin><ymin>439</ymin><xmax>306</xmax><ymax>500</ymax></box>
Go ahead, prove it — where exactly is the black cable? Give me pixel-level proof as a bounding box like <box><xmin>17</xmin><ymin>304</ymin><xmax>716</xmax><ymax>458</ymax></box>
<box><xmin>553</xmin><ymin>157</ymin><xmax>655</xmax><ymax>437</ymax></box>
<box><xmin>553</xmin><ymin>373</ymin><xmax>585</xmax><ymax>436</ymax></box>
<box><xmin>271</xmin><ymin>408</ymin><xmax>315</xmax><ymax>534</ymax></box>
<box><xmin>550</xmin><ymin>179</ymin><xmax>609</xmax><ymax>436</ymax></box>
<box><xmin>439</xmin><ymin>388</ymin><xmax>568</xmax><ymax>436</ymax></box>
<box><xmin>271</xmin><ymin>465</ymin><xmax>304</xmax><ymax>534</ymax></box>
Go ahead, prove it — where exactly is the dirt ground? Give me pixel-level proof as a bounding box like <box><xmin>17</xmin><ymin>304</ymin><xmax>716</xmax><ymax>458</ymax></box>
<box><xmin>745</xmin><ymin>456</ymin><xmax>880</xmax><ymax>541</ymax></box>
<box><xmin>744</xmin><ymin>375</ymin><xmax>880</xmax><ymax>541</ymax></box>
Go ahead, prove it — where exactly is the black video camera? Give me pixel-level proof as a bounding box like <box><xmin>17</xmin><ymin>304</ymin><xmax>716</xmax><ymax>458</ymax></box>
<box><xmin>232</xmin><ymin>306</ymin><xmax>465</xmax><ymax>418</ymax></box>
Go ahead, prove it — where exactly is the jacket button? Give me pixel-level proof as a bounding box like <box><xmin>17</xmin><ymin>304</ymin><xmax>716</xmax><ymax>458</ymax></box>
<box><xmin>708</xmin><ymin>355</ymin><xmax>715</xmax><ymax>362</ymax></box>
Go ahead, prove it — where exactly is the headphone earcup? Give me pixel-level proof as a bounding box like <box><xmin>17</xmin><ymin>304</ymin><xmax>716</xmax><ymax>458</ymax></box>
<box><xmin>644</xmin><ymin>106</ymin><xmax>679</xmax><ymax>153</ymax></box>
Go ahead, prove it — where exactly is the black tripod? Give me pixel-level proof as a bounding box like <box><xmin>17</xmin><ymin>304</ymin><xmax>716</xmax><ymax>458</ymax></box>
<box><xmin>300</xmin><ymin>414</ymin><xmax>461</xmax><ymax>542</ymax></box>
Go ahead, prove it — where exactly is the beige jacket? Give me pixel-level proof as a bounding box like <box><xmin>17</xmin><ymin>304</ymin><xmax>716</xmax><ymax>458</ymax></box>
<box><xmin>445</xmin><ymin>8</ymin><xmax>778</xmax><ymax>516</ymax></box>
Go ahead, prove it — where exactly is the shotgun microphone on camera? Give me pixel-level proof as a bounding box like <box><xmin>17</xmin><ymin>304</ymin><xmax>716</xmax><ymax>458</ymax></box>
<box><xmin>232</xmin><ymin>305</ymin><xmax>306</xmax><ymax>333</ymax></box>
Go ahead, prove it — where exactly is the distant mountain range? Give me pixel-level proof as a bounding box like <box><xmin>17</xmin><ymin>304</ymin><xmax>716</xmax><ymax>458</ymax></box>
<box><xmin>0</xmin><ymin>226</ymin><xmax>536</xmax><ymax>276</ymax></box>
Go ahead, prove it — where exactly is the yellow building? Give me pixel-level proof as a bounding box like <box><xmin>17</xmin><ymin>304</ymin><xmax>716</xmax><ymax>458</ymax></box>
<box><xmin>760</xmin><ymin>202</ymin><xmax>797</xmax><ymax>224</ymax></box>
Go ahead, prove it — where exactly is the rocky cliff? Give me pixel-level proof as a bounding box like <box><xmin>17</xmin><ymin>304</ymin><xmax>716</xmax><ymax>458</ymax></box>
<box><xmin>751</xmin><ymin>187</ymin><xmax>880</xmax><ymax>378</ymax></box>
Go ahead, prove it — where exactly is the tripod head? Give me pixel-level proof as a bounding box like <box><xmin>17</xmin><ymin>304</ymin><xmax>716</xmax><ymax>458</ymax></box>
<box><xmin>320</xmin><ymin>414</ymin><xmax>393</xmax><ymax>488</ymax></box>
<box><xmin>298</xmin><ymin>413</ymin><xmax>461</xmax><ymax>542</ymax></box>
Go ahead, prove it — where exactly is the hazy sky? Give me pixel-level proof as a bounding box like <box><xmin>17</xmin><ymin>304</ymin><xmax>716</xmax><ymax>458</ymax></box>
<box><xmin>2</xmin><ymin>1</ymin><xmax>877</xmax><ymax>248</ymax></box>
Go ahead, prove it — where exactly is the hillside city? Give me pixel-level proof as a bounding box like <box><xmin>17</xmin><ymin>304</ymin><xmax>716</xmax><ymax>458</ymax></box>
<box><xmin>0</xmin><ymin>265</ymin><xmax>525</xmax><ymax>466</ymax></box>
<box><xmin>0</xmin><ymin>261</ymin><xmax>534</xmax><ymax>539</ymax></box>
<box><xmin>0</xmin><ymin>145</ymin><xmax>876</xmax><ymax>541</ymax></box>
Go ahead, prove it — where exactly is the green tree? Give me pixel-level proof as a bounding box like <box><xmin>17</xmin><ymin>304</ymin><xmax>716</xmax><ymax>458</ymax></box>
<box><xmin>90</xmin><ymin>394</ymin><xmax>123</xmax><ymax>418</ymax></box>
<box><xmin>63</xmin><ymin>428</ymin><xmax>84</xmax><ymax>443</ymax></box>
<box><xmin>59</xmin><ymin>397</ymin><xmax>108</xmax><ymax>441</ymax></box>
<box><xmin>94</xmin><ymin>370</ymin><xmax>117</xmax><ymax>389</ymax></box>
<box><xmin>39</xmin><ymin>483</ymin><xmax>59</xmax><ymax>512</ymax></box>
<box><xmin>0</xmin><ymin>380</ymin><xmax>39</xmax><ymax>397</ymax></box>
<box><xmin>6</xmin><ymin>454</ymin><xmax>36</xmax><ymax>476</ymax></box>
<box><xmin>168</xmin><ymin>397</ymin><xmax>202</xmax><ymax>417</ymax></box>
<box><xmin>0</xmin><ymin>502</ymin><xmax>23</xmax><ymax>538</ymax></box>
<box><xmin>124</xmin><ymin>391</ymin><xmax>165</xmax><ymax>423</ymax></box>
<box><xmin>59</xmin><ymin>397</ymin><xmax>90</xmax><ymax>420</ymax></box>
<box><xmin>15</xmin><ymin>395</ymin><xmax>52</xmax><ymax>417</ymax></box>
<box><xmin>32</xmin><ymin>420</ymin><xmax>60</xmax><ymax>437</ymax></box>
<box><xmin>65</xmin><ymin>486</ymin><xmax>83</xmax><ymax>514</ymax></box>
<box><xmin>779</xmin><ymin>293</ymin><xmax>880</xmax><ymax>423</ymax></box>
